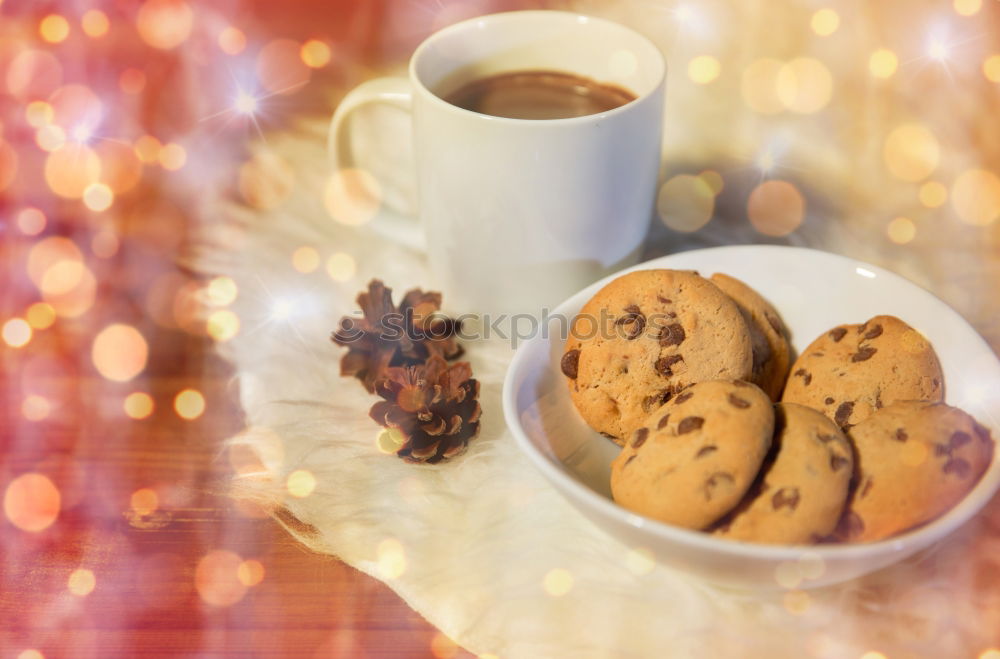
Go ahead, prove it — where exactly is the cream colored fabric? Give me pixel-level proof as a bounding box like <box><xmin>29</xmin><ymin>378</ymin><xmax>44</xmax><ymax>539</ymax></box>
<box><xmin>197</xmin><ymin>120</ymin><xmax>1000</xmax><ymax>658</ymax></box>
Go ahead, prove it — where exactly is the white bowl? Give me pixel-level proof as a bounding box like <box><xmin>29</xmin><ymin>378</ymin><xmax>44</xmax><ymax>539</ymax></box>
<box><xmin>502</xmin><ymin>245</ymin><xmax>1000</xmax><ymax>589</ymax></box>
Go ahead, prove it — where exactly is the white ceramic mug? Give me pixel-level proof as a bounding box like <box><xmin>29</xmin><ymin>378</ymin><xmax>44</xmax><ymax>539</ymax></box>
<box><xmin>329</xmin><ymin>10</ymin><xmax>666</xmax><ymax>317</ymax></box>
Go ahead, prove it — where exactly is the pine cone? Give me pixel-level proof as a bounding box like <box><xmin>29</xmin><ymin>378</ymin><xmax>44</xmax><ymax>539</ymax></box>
<box><xmin>369</xmin><ymin>356</ymin><xmax>482</xmax><ymax>464</ymax></box>
<box><xmin>331</xmin><ymin>280</ymin><xmax>463</xmax><ymax>392</ymax></box>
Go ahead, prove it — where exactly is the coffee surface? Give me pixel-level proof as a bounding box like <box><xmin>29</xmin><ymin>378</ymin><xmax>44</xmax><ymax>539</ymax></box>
<box><xmin>442</xmin><ymin>70</ymin><xmax>637</xmax><ymax>120</ymax></box>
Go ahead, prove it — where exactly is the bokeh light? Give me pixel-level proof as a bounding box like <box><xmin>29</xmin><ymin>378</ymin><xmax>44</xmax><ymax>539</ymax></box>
<box><xmin>747</xmin><ymin>180</ymin><xmax>805</xmax><ymax>236</ymax></box>
<box><xmin>159</xmin><ymin>143</ymin><xmax>187</xmax><ymax>170</ymax></box>
<box><xmin>860</xmin><ymin>652</ymin><xmax>888</xmax><ymax>659</ymax></box>
<box><xmin>205</xmin><ymin>277</ymin><xmax>239</xmax><ymax>306</ymax></box>
<box><xmin>985</xmin><ymin>55</ymin><xmax>1000</xmax><ymax>83</ymax></box>
<box><xmin>17</xmin><ymin>650</ymin><xmax>44</xmax><ymax>659</ymax></box>
<box><xmin>980</xmin><ymin>650</ymin><xmax>1000</xmax><ymax>659</ymax></box>
<box><xmin>39</xmin><ymin>15</ymin><xmax>70</xmax><ymax>44</ymax></box>
<box><xmin>136</xmin><ymin>0</ymin><xmax>194</xmax><ymax>50</ymax></box>
<box><xmin>4</xmin><ymin>473</ymin><xmax>60</xmax><ymax>532</ymax></box>
<box><xmin>542</xmin><ymin>568</ymin><xmax>574</xmax><ymax>596</ymax></box>
<box><xmin>95</xmin><ymin>140</ymin><xmax>143</xmax><ymax>194</ymax></box>
<box><xmin>286</xmin><ymin>469</ymin><xmax>316</xmax><ymax>498</ymax></box>
<box><xmin>44</xmin><ymin>144</ymin><xmax>101</xmax><ymax>198</ymax></box>
<box><xmin>257</xmin><ymin>39</ymin><xmax>310</xmax><ymax>94</ymax></box>
<box><xmin>83</xmin><ymin>183</ymin><xmax>114</xmax><ymax>211</ymax></box>
<box><xmin>953</xmin><ymin>0</ymin><xmax>982</xmax><ymax>16</ymax></box>
<box><xmin>92</xmin><ymin>324</ymin><xmax>149</xmax><ymax>382</ymax></box>
<box><xmin>376</xmin><ymin>538</ymin><xmax>406</xmax><ymax>579</ymax></box>
<box><xmin>92</xmin><ymin>229</ymin><xmax>120</xmax><ymax>258</ymax></box>
<box><xmin>26</xmin><ymin>303</ymin><xmax>56</xmax><ymax>330</ymax></box>
<box><xmin>131</xmin><ymin>488</ymin><xmax>159</xmax><ymax>515</ymax></box>
<box><xmin>952</xmin><ymin>169</ymin><xmax>1000</xmax><ymax>226</ymax></box>
<box><xmin>81</xmin><ymin>10</ymin><xmax>110</xmax><ymax>38</ymax></box>
<box><xmin>28</xmin><ymin>236</ymin><xmax>83</xmax><ymax>288</ymax></box>
<box><xmin>887</xmin><ymin>216</ymin><xmax>916</xmax><ymax>244</ymax></box>
<box><xmin>777</xmin><ymin>58</ymin><xmax>833</xmax><ymax>113</ymax></box>
<box><xmin>687</xmin><ymin>55</ymin><xmax>721</xmax><ymax>84</ymax></box>
<box><xmin>918</xmin><ymin>181</ymin><xmax>948</xmax><ymax>208</ymax></box>
<box><xmin>22</xmin><ymin>396</ymin><xmax>52</xmax><ymax>422</ymax></box>
<box><xmin>656</xmin><ymin>174</ymin><xmax>716</xmax><ymax>232</ymax></box>
<box><xmin>68</xmin><ymin>569</ymin><xmax>96</xmax><ymax>597</ymax></box>
<box><xmin>6</xmin><ymin>50</ymin><xmax>62</xmax><ymax>100</ymax></box>
<box><xmin>883</xmin><ymin>123</ymin><xmax>939</xmax><ymax>182</ymax></box>
<box><xmin>16</xmin><ymin>208</ymin><xmax>46</xmax><ymax>235</ymax></box>
<box><xmin>869</xmin><ymin>49</ymin><xmax>898</xmax><ymax>78</ymax></box>
<box><xmin>741</xmin><ymin>58</ymin><xmax>785</xmax><ymax>115</ymax></box>
<box><xmin>810</xmin><ymin>9</ymin><xmax>839</xmax><ymax>36</ymax></box>
<box><xmin>195</xmin><ymin>550</ymin><xmax>247</xmax><ymax>607</ymax></box>
<box><xmin>207</xmin><ymin>310</ymin><xmax>240</xmax><ymax>342</ymax></box>
<box><xmin>3</xmin><ymin>318</ymin><xmax>32</xmax><ymax>348</ymax></box>
<box><xmin>324</xmin><ymin>168</ymin><xmax>382</xmax><ymax>225</ymax></box>
<box><xmin>624</xmin><ymin>547</ymin><xmax>656</xmax><ymax>575</ymax></box>
<box><xmin>124</xmin><ymin>392</ymin><xmax>156</xmax><ymax>420</ymax></box>
<box><xmin>25</xmin><ymin>101</ymin><xmax>54</xmax><ymax>127</ymax></box>
<box><xmin>325</xmin><ymin>252</ymin><xmax>357</xmax><ymax>282</ymax></box>
<box><xmin>237</xmin><ymin>559</ymin><xmax>265</xmax><ymax>586</ymax></box>
<box><xmin>134</xmin><ymin>135</ymin><xmax>163</xmax><ymax>163</ymax></box>
<box><xmin>301</xmin><ymin>40</ymin><xmax>332</xmax><ymax>68</ymax></box>
<box><xmin>35</xmin><ymin>124</ymin><xmax>66</xmax><ymax>151</ymax></box>
<box><xmin>218</xmin><ymin>26</ymin><xmax>247</xmax><ymax>55</ymax></box>
<box><xmin>292</xmin><ymin>246</ymin><xmax>320</xmax><ymax>273</ymax></box>
<box><xmin>174</xmin><ymin>389</ymin><xmax>206</xmax><ymax>420</ymax></box>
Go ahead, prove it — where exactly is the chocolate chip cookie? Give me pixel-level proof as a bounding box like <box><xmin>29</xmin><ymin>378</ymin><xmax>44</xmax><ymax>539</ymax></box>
<box><xmin>562</xmin><ymin>269</ymin><xmax>753</xmax><ymax>443</ymax></box>
<box><xmin>832</xmin><ymin>400</ymin><xmax>994</xmax><ymax>543</ymax></box>
<box><xmin>610</xmin><ymin>380</ymin><xmax>774</xmax><ymax>530</ymax></box>
<box><xmin>709</xmin><ymin>273</ymin><xmax>791</xmax><ymax>401</ymax></box>
<box><xmin>781</xmin><ymin>315</ymin><xmax>944</xmax><ymax>430</ymax></box>
<box><xmin>713</xmin><ymin>403</ymin><xmax>854</xmax><ymax>544</ymax></box>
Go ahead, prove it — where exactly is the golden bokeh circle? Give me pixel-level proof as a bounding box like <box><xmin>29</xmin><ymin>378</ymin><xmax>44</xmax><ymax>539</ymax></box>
<box><xmin>136</xmin><ymin>0</ymin><xmax>193</xmax><ymax>50</ymax></box>
<box><xmin>92</xmin><ymin>324</ymin><xmax>149</xmax><ymax>382</ymax></box>
<box><xmin>4</xmin><ymin>473</ymin><xmax>60</xmax><ymax>532</ymax></box>
<box><xmin>656</xmin><ymin>174</ymin><xmax>715</xmax><ymax>233</ymax></box>
<box><xmin>918</xmin><ymin>181</ymin><xmax>948</xmax><ymax>208</ymax></box>
<box><xmin>324</xmin><ymin>168</ymin><xmax>382</xmax><ymax>225</ymax></box>
<box><xmin>883</xmin><ymin>124</ymin><xmax>939</xmax><ymax>182</ymax></box>
<box><xmin>44</xmin><ymin>144</ymin><xmax>101</xmax><ymax>199</ymax></box>
<box><xmin>951</xmin><ymin>169</ymin><xmax>1000</xmax><ymax>226</ymax></box>
<box><xmin>687</xmin><ymin>56</ymin><xmax>721</xmax><ymax>85</ymax></box>
<box><xmin>747</xmin><ymin>180</ymin><xmax>805</xmax><ymax>236</ymax></box>
<box><xmin>869</xmin><ymin>49</ymin><xmax>898</xmax><ymax>79</ymax></box>
<box><xmin>776</xmin><ymin>58</ymin><xmax>833</xmax><ymax>114</ymax></box>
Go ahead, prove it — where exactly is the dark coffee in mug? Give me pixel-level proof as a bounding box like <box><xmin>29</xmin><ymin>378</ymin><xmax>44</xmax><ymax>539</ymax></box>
<box><xmin>442</xmin><ymin>70</ymin><xmax>637</xmax><ymax>120</ymax></box>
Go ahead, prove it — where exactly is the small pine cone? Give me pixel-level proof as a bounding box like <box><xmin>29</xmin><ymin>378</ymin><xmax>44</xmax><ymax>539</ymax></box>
<box><xmin>332</xmin><ymin>280</ymin><xmax>463</xmax><ymax>392</ymax></box>
<box><xmin>369</xmin><ymin>356</ymin><xmax>482</xmax><ymax>464</ymax></box>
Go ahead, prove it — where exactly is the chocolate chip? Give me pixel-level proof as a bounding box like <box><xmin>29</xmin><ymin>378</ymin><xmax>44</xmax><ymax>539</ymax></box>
<box><xmin>824</xmin><ymin>397</ymin><xmax>835</xmax><ymax>405</ymax></box>
<box><xmin>727</xmin><ymin>393</ymin><xmax>750</xmax><ymax>409</ymax></box>
<box><xmin>864</xmin><ymin>324</ymin><xmax>883</xmax><ymax>340</ymax></box>
<box><xmin>656</xmin><ymin>413</ymin><xmax>671</xmax><ymax>430</ymax></box>
<box><xmin>659</xmin><ymin>323</ymin><xmax>686</xmax><ymax>347</ymax></box>
<box><xmin>696</xmin><ymin>445</ymin><xmax>717</xmax><ymax>458</ymax></box>
<box><xmin>616</xmin><ymin>311</ymin><xmax>646</xmax><ymax>340</ymax></box>
<box><xmin>934</xmin><ymin>443</ymin><xmax>951</xmax><ymax>457</ymax></box>
<box><xmin>631</xmin><ymin>428</ymin><xmax>649</xmax><ymax>449</ymax></box>
<box><xmin>851</xmin><ymin>346</ymin><xmax>877</xmax><ymax>362</ymax></box>
<box><xmin>657</xmin><ymin>295</ymin><xmax>673</xmax><ymax>304</ymax></box>
<box><xmin>674</xmin><ymin>391</ymin><xmax>694</xmax><ymax>405</ymax></box>
<box><xmin>765</xmin><ymin>311</ymin><xmax>783</xmax><ymax>335</ymax></box>
<box><xmin>793</xmin><ymin>368</ymin><xmax>812</xmax><ymax>386</ymax></box>
<box><xmin>838</xmin><ymin>511</ymin><xmax>865</xmax><ymax>539</ymax></box>
<box><xmin>643</xmin><ymin>389</ymin><xmax>673</xmax><ymax>412</ymax></box>
<box><xmin>860</xmin><ymin>477</ymin><xmax>874</xmax><ymax>498</ymax></box>
<box><xmin>830</xmin><ymin>453</ymin><xmax>849</xmax><ymax>472</ymax></box>
<box><xmin>771</xmin><ymin>487</ymin><xmax>801</xmax><ymax>511</ymax></box>
<box><xmin>894</xmin><ymin>428</ymin><xmax>908</xmax><ymax>442</ymax></box>
<box><xmin>654</xmin><ymin>354</ymin><xmax>684</xmax><ymax>377</ymax></box>
<box><xmin>834</xmin><ymin>401</ymin><xmax>854</xmax><ymax>427</ymax></box>
<box><xmin>560</xmin><ymin>349</ymin><xmax>580</xmax><ymax>379</ymax></box>
<box><xmin>943</xmin><ymin>458</ymin><xmax>971</xmax><ymax>478</ymax></box>
<box><xmin>829</xmin><ymin>327</ymin><xmax>847</xmax><ymax>342</ymax></box>
<box><xmin>677</xmin><ymin>416</ymin><xmax>704</xmax><ymax>434</ymax></box>
<box><xmin>703</xmin><ymin>472</ymin><xmax>734</xmax><ymax>501</ymax></box>
<box><xmin>950</xmin><ymin>431</ymin><xmax>971</xmax><ymax>448</ymax></box>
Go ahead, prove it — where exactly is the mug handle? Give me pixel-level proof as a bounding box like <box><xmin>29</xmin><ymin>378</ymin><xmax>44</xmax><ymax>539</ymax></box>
<box><xmin>327</xmin><ymin>77</ymin><xmax>426</xmax><ymax>251</ymax></box>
